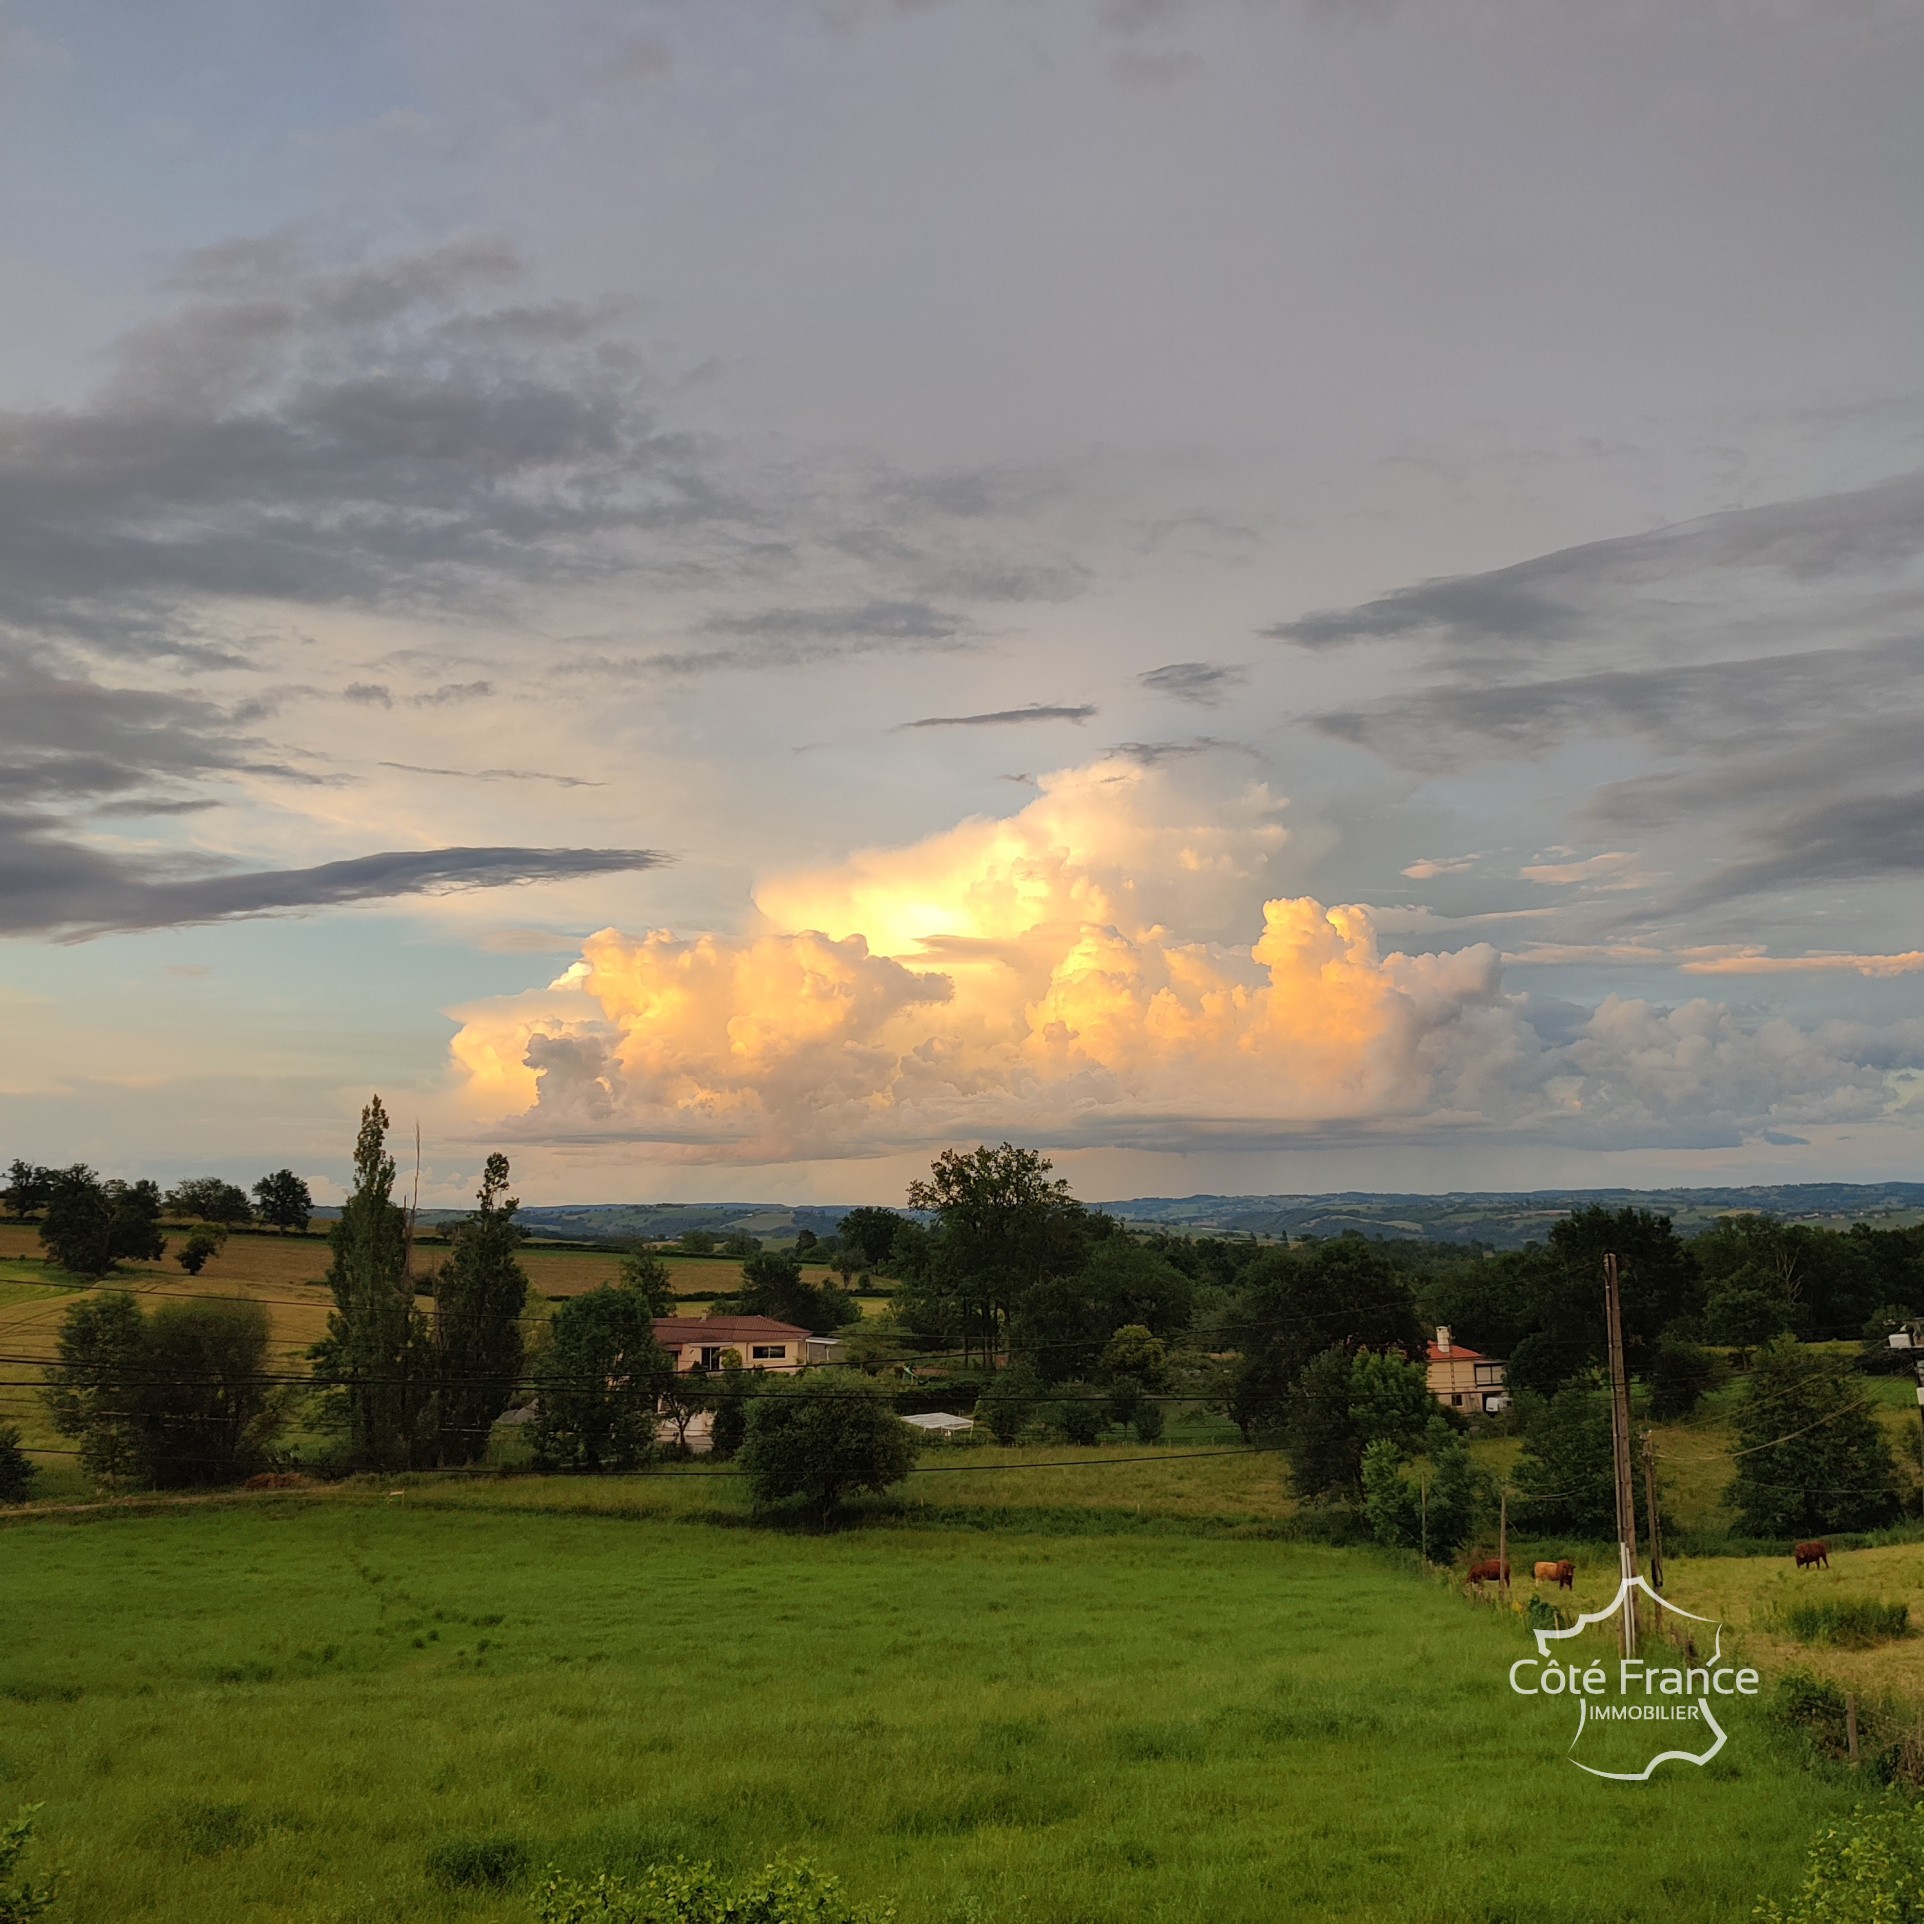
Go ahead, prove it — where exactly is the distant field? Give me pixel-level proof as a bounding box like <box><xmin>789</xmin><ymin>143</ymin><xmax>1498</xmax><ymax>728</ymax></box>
<box><xmin>0</xmin><ymin>1497</ymin><xmax>1873</xmax><ymax>1924</ymax></box>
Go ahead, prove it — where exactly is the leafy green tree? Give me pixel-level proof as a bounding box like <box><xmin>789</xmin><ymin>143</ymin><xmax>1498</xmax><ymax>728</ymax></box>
<box><xmin>163</xmin><ymin>1177</ymin><xmax>253</xmax><ymax>1225</ymax></box>
<box><xmin>793</xmin><ymin>1229</ymin><xmax>818</xmax><ymax>1255</ymax></box>
<box><xmin>708</xmin><ymin>1356</ymin><xmax>749</xmax><ymax>1460</ymax></box>
<box><xmin>1228</xmin><ymin>1237</ymin><xmax>1425</xmax><ymax>1435</ymax></box>
<box><xmin>252</xmin><ymin>1168</ymin><xmax>313</xmax><ymax>1234</ymax></box>
<box><xmin>1015</xmin><ymin>1238</ymin><xmax>1194</xmax><ymax>1383</ymax></box>
<box><xmin>1361</xmin><ymin>1420</ymin><xmax>1482</xmax><ymax>1559</ymax></box>
<box><xmin>836</xmin><ymin>1206</ymin><xmax>907</xmax><ymax>1272</ymax></box>
<box><xmin>0</xmin><ymin>1425</ymin><xmax>35</xmax><ymax>1504</ymax></box>
<box><xmin>976</xmin><ymin>1361</ymin><xmax>1039</xmax><ymax>1443</ymax></box>
<box><xmin>719</xmin><ymin>1231</ymin><xmax>761</xmax><ymax>1259</ymax></box>
<box><xmin>907</xmin><ymin>1143</ymin><xmax>1090</xmax><ymax>1368</ymax></box>
<box><xmin>1728</xmin><ymin>1337</ymin><xmax>1899</xmax><ymax>1537</ymax></box>
<box><xmin>39</xmin><ymin>1167</ymin><xmax>165</xmax><ymax>1278</ymax></box>
<box><xmin>1100</xmin><ymin>1323</ymin><xmax>1169</xmax><ymax>1390</ymax></box>
<box><xmin>1</xmin><ymin>1162</ymin><xmax>51</xmax><ymax>1221</ymax></box>
<box><xmin>1647</xmin><ymin>1335</ymin><xmax>1714</xmax><ymax>1419</ymax></box>
<box><xmin>1704</xmin><ymin>1262</ymin><xmax>1797</xmax><ymax>1349</ymax></box>
<box><xmin>313</xmin><ymin>1097</ymin><xmax>431</xmax><ymax>1471</ymax></box>
<box><xmin>739</xmin><ymin>1369</ymin><xmax>917</xmax><ymax>1513</ymax></box>
<box><xmin>140</xmin><ymin>1297</ymin><xmax>284</xmax><ymax>1487</ymax></box>
<box><xmin>1284</xmin><ymin>1345</ymin><xmax>1434</xmax><ymax>1500</ymax></box>
<box><xmin>0</xmin><ymin>1804</ymin><xmax>52</xmax><ymax>1923</ymax></box>
<box><xmin>677</xmin><ymin>1228</ymin><xmax>718</xmax><ymax>1255</ymax></box>
<box><xmin>433</xmin><ymin>1154</ymin><xmax>531</xmax><ymax>1465</ymax></box>
<box><xmin>617</xmin><ymin>1247</ymin><xmax>675</xmax><ymax>1317</ymax></box>
<box><xmin>44</xmin><ymin>1290</ymin><xmax>150</xmax><ymax>1488</ymax></box>
<box><xmin>1131</xmin><ymin>1398</ymin><xmax>1166</xmax><ymax>1444</ymax></box>
<box><xmin>530</xmin><ymin>1285</ymin><xmax>672</xmax><ymax>1472</ymax></box>
<box><xmin>1510</xmin><ymin>1384</ymin><xmax>1659</xmax><ymax>1540</ymax></box>
<box><xmin>720</xmin><ymin>1249</ymin><xmax>858</xmax><ymax>1334</ymax></box>
<box><xmin>175</xmin><ymin>1224</ymin><xmax>228</xmax><ymax>1275</ymax></box>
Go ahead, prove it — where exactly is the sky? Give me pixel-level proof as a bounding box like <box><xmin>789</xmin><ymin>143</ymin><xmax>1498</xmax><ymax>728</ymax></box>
<box><xmin>6</xmin><ymin>0</ymin><xmax>1924</xmax><ymax>1207</ymax></box>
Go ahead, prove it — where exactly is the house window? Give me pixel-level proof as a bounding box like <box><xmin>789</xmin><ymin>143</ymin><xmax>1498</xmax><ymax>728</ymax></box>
<box><xmin>1451</xmin><ymin>1393</ymin><xmax>1463</xmax><ymax>1406</ymax></box>
<box><xmin>751</xmin><ymin>1344</ymin><xmax>784</xmax><ymax>1360</ymax></box>
<box><xmin>1474</xmin><ymin>1364</ymin><xmax>1501</xmax><ymax>1386</ymax></box>
<box><xmin>699</xmin><ymin>1347</ymin><xmax>725</xmax><ymax>1369</ymax></box>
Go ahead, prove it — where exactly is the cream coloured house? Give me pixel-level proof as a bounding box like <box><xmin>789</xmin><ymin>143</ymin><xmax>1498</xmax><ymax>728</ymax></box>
<box><xmin>1425</xmin><ymin>1326</ymin><xmax>1509</xmax><ymax>1415</ymax></box>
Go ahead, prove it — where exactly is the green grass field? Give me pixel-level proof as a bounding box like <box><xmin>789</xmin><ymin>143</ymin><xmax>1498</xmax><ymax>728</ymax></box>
<box><xmin>0</xmin><ymin>1495</ymin><xmax>1873</xmax><ymax>1924</ymax></box>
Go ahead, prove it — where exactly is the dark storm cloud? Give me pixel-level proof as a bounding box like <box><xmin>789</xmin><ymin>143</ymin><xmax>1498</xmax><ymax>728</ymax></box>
<box><xmin>0</xmin><ymin>831</ymin><xmax>669</xmax><ymax>942</ymax></box>
<box><xmin>1139</xmin><ymin>660</ymin><xmax>1246</xmax><ymax>705</ymax></box>
<box><xmin>0</xmin><ymin>237</ymin><xmax>736</xmax><ymax>664</ymax></box>
<box><xmin>1313</xmin><ymin>637</ymin><xmax>1924</xmax><ymax>772</ymax></box>
<box><xmin>1267</xmin><ymin>469</ymin><xmax>1924</xmax><ymax>652</ymax></box>
<box><xmin>896</xmin><ymin>703</ymin><xmax>1098</xmax><ymax>730</ymax></box>
<box><xmin>1678</xmin><ymin>789</ymin><xmax>1924</xmax><ymax>909</ymax></box>
<box><xmin>0</xmin><ymin>664</ymin><xmax>287</xmax><ymax>806</ymax></box>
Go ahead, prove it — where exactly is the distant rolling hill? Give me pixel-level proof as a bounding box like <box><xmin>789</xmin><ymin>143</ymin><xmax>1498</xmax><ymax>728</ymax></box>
<box><xmin>499</xmin><ymin>1182</ymin><xmax>1924</xmax><ymax>1250</ymax></box>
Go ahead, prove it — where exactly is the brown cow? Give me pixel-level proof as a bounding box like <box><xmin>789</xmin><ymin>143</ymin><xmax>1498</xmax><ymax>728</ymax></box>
<box><xmin>1794</xmin><ymin>1540</ymin><xmax>1830</xmax><ymax>1570</ymax></box>
<box><xmin>1533</xmin><ymin>1559</ymin><xmax>1575</xmax><ymax>1590</ymax></box>
<box><xmin>1467</xmin><ymin>1557</ymin><xmax>1510</xmax><ymax>1586</ymax></box>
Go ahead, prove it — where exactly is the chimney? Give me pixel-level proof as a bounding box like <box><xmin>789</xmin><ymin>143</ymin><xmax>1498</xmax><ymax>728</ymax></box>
<box><xmin>1436</xmin><ymin>1325</ymin><xmax>1452</xmax><ymax>1355</ymax></box>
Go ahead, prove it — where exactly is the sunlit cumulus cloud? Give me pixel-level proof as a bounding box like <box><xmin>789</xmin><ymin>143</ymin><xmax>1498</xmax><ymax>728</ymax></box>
<box><xmin>449</xmin><ymin>756</ymin><xmax>1549</xmax><ymax>1156</ymax></box>
<box><xmin>442</xmin><ymin>753</ymin><xmax>1924</xmax><ymax>1163</ymax></box>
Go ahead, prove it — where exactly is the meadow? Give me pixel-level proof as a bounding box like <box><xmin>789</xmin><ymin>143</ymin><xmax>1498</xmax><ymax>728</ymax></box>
<box><xmin>0</xmin><ymin>1493</ymin><xmax>1879</xmax><ymax>1924</ymax></box>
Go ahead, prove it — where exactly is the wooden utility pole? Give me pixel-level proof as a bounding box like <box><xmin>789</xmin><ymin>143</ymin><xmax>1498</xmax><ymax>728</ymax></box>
<box><xmin>1603</xmin><ymin>1252</ymin><xmax>1640</xmax><ymax>1656</ymax></box>
<box><xmin>1641</xmin><ymin>1430</ymin><xmax>1664</xmax><ymax>1595</ymax></box>
<box><xmin>1498</xmin><ymin>1488</ymin><xmax>1510</xmax><ymax>1604</ymax></box>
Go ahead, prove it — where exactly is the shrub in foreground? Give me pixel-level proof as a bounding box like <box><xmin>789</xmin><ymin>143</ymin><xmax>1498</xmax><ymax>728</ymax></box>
<box><xmin>1758</xmin><ymin>1797</ymin><xmax>1924</xmax><ymax>1923</ymax></box>
<box><xmin>0</xmin><ymin>1804</ymin><xmax>53</xmax><ymax>1923</ymax></box>
<box><xmin>739</xmin><ymin>1370</ymin><xmax>917</xmax><ymax>1514</ymax></box>
<box><xmin>534</xmin><ymin>1856</ymin><xmax>892</xmax><ymax>1924</ymax></box>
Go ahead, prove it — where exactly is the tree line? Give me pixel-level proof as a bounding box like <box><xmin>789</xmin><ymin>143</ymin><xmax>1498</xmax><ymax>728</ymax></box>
<box><xmin>3</xmin><ymin>1159</ymin><xmax>315</xmax><ymax>1279</ymax></box>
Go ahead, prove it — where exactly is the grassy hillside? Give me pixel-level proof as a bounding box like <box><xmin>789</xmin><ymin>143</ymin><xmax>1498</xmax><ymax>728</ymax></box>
<box><xmin>0</xmin><ymin>1498</ymin><xmax>1875</xmax><ymax>1924</ymax></box>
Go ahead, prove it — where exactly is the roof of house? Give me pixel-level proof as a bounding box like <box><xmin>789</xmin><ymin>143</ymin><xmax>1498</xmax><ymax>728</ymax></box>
<box><xmin>1426</xmin><ymin>1338</ymin><xmax>1494</xmax><ymax>1363</ymax></box>
<box><xmin>653</xmin><ymin>1316</ymin><xmax>811</xmax><ymax>1347</ymax></box>
<box><xmin>902</xmin><ymin>1412</ymin><xmax>974</xmax><ymax>1432</ymax></box>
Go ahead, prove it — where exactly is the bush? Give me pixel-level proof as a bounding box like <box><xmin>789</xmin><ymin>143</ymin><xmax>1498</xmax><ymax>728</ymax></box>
<box><xmin>1758</xmin><ymin>1798</ymin><xmax>1924</xmax><ymax>1923</ymax></box>
<box><xmin>425</xmin><ymin>1836</ymin><xmax>529</xmax><ymax>1890</ymax></box>
<box><xmin>0</xmin><ymin>1804</ymin><xmax>52</xmax><ymax>1923</ymax></box>
<box><xmin>534</xmin><ymin>1856</ymin><xmax>891</xmax><ymax>1924</ymax></box>
<box><xmin>1770</xmin><ymin>1598</ymin><xmax>1910</xmax><ymax>1648</ymax></box>
<box><xmin>738</xmin><ymin>1370</ymin><xmax>917</xmax><ymax>1514</ymax></box>
<box><xmin>1131</xmin><ymin>1400</ymin><xmax>1166</xmax><ymax>1444</ymax></box>
<box><xmin>0</xmin><ymin>1426</ymin><xmax>34</xmax><ymax>1505</ymax></box>
<box><xmin>975</xmin><ymin>1365</ymin><xmax>1037</xmax><ymax>1444</ymax></box>
<box><xmin>1053</xmin><ymin>1383</ymin><xmax>1105</xmax><ymax>1446</ymax></box>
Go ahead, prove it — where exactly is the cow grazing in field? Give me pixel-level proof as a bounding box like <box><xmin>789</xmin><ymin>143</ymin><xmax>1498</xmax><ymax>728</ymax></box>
<box><xmin>1794</xmin><ymin>1540</ymin><xmax>1830</xmax><ymax>1570</ymax></box>
<box><xmin>1467</xmin><ymin>1557</ymin><xmax>1510</xmax><ymax>1587</ymax></box>
<box><xmin>1533</xmin><ymin>1560</ymin><xmax>1575</xmax><ymax>1590</ymax></box>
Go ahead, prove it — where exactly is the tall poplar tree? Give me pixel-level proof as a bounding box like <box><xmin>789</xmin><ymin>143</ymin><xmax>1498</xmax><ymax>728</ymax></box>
<box><xmin>315</xmin><ymin>1096</ymin><xmax>430</xmax><ymax>1470</ymax></box>
<box><xmin>433</xmin><ymin>1153</ymin><xmax>529</xmax><ymax>1464</ymax></box>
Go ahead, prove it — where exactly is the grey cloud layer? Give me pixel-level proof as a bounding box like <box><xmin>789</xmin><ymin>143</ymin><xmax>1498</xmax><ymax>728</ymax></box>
<box><xmin>1280</xmin><ymin>470</ymin><xmax>1924</xmax><ymax>915</ymax></box>
<box><xmin>1</xmin><ymin>833</ymin><xmax>667</xmax><ymax>942</ymax></box>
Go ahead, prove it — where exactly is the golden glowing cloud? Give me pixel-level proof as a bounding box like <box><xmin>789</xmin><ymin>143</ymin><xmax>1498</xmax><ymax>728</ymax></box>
<box><xmin>447</xmin><ymin>756</ymin><xmax>1526</xmax><ymax>1156</ymax></box>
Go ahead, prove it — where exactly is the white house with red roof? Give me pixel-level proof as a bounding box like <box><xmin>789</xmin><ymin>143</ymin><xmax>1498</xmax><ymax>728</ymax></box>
<box><xmin>652</xmin><ymin>1314</ymin><xmax>812</xmax><ymax>1373</ymax></box>
<box><xmin>1425</xmin><ymin>1325</ymin><xmax>1509</xmax><ymax>1415</ymax></box>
